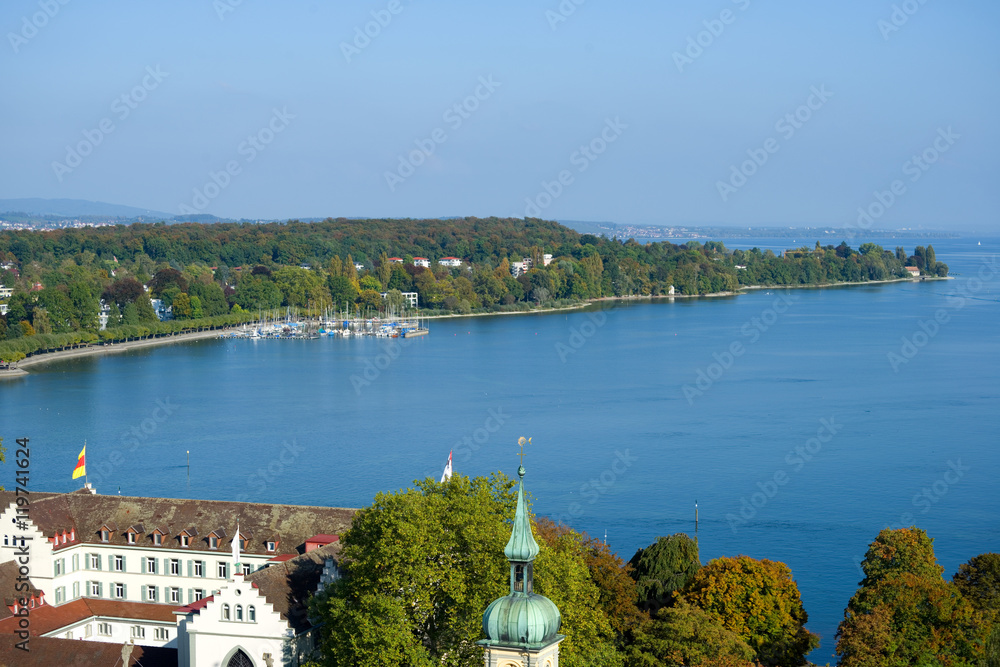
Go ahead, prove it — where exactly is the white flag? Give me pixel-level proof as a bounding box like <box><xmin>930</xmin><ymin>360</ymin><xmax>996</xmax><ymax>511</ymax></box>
<box><xmin>232</xmin><ymin>523</ymin><xmax>241</xmax><ymax>569</ymax></box>
<box><xmin>440</xmin><ymin>450</ymin><xmax>453</xmax><ymax>482</ymax></box>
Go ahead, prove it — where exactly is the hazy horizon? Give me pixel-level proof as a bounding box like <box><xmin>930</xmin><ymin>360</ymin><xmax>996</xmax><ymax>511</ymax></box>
<box><xmin>3</xmin><ymin>1</ymin><xmax>997</xmax><ymax>232</ymax></box>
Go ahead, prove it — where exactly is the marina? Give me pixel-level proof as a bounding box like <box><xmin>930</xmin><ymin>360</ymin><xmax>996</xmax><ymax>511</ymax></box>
<box><xmin>219</xmin><ymin>309</ymin><xmax>430</xmax><ymax>340</ymax></box>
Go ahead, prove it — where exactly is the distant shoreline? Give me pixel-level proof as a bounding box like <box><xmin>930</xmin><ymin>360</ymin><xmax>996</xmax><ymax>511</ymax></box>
<box><xmin>0</xmin><ymin>276</ymin><xmax>944</xmax><ymax>379</ymax></box>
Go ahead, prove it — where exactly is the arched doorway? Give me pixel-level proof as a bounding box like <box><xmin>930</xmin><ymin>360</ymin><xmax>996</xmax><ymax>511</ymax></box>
<box><xmin>227</xmin><ymin>649</ymin><xmax>254</xmax><ymax>667</ymax></box>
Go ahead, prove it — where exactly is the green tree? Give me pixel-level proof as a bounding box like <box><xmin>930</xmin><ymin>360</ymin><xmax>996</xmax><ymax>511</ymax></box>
<box><xmin>952</xmin><ymin>553</ymin><xmax>1000</xmax><ymax>626</ymax></box>
<box><xmin>629</xmin><ymin>533</ymin><xmax>701</xmax><ymax>612</ymax></box>
<box><xmin>310</xmin><ymin>474</ymin><xmax>516</xmax><ymax>667</ymax></box>
<box><xmin>327</xmin><ymin>275</ymin><xmax>359</xmax><ymax>308</ymax></box>
<box><xmin>189</xmin><ymin>295</ymin><xmax>203</xmax><ymax>319</ymax></box>
<box><xmin>681</xmin><ymin>555</ymin><xmax>818</xmax><ymax>667</ymax></box>
<box><xmin>235</xmin><ymin>274</ymin><xmax>283</xmax><ymax>311</ymax></box>
<box><xmin>356</xmin><ymin>289</ymin><xmax>383</xmax><ymax>313</ymax></box>
<box><xmin>358</xmin><ymin>274</ymin><xmax>383</xmax><ymax>293</ymax></box>
<box><xmin>188</xmin><ymin>282</ymin><xmax>229</xmax><ymax>316</ymax></box>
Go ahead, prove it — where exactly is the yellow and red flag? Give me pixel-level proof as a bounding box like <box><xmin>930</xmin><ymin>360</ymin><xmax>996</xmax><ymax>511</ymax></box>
<box><xmin>72</xmin><ymin>446</ymin><xmax>86</xmax><ymax>479</ymax></box>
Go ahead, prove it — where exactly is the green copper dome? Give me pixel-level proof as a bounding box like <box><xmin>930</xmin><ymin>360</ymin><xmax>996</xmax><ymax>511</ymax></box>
<box><xmin>482</xmin><ymin>591</ymin><xmax>561</xmax><ymax>648</ymax></box>
<box><xmin>503</xmin><ymin>465</ymin><xmax>540</xmax><ymax>562</ymax></box>
<box><xmin>481</xmin><ymin>463</ymin><xmax>562</xmax><ymax>648</ymax></box>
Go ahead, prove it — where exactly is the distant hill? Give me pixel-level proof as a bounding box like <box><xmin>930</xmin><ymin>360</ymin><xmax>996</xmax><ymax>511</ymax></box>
<box><xmin>0</xmin><ymin>198</ymin><xmax>172</xmax><ymax>219</ymax></box>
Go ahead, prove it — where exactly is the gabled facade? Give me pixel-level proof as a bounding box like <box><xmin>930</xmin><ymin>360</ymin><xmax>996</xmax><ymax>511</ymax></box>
<box><xmin>0</xmin><ymin>489</ymin><xmax>352</xmax><ymax>665</ymax></box>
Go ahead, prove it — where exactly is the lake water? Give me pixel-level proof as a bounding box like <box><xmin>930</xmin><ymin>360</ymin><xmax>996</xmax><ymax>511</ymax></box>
<box><xmin>2</xmin><ymin>236</ymin><xmax>997</xmax><ymax>663</ymax></box>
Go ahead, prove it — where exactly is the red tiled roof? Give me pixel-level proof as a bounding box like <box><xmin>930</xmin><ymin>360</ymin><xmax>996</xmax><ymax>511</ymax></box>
<box><xmin>0</xmin><ymin>598</ymin><xmax>176</xmax><ymax>636</ymax></box>
<box><xmin>174</xmin><ymin>595</ymin><xmax>214</xmax><ymax>616</ymax></box>
<box><xmin>0</xmin><ymin>636</ymin><xmax>176</xmax><ymax>667</ymax></box>
<box><xmin>305</xmin><ymin>534</ymin><xmax>339</xmax><ymax>545</ymax></box>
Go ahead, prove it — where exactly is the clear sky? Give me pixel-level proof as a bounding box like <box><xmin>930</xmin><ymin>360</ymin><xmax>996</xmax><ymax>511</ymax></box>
<box><xmin>2</xmin><ymin>0</ymin><xmax>997</xmax><ymax>231</ymax></box>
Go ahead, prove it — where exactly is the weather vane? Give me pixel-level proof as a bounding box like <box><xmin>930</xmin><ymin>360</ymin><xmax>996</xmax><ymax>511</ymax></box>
<box><xmin>517</xmin><ymin>436</ymin><xmax>531</xmax><ymax>466</ymax></box>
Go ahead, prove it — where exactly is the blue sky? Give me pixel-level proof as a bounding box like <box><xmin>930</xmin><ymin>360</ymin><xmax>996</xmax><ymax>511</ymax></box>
<box><xmin>2</xmin><ymin>0</ymin><xmax>997</xmax><ymax>231</ymax></box>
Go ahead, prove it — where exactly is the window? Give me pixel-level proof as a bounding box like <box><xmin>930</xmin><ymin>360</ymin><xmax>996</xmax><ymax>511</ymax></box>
<box><xmin>131</xmin><ymin>625</ymin><xmax>145</xmax><ymax>639</ymax></box>
<box><xmin>153</xmin><ymin>533</ymin><xmax>162</xmax><ymax>546</ymax></box>
<box><xmin>72</xmin><ymin>554</ymin><xmax>79</xmax><ymax>572</ymax></box>
<box><xmin>209</xmin><ymin>536</ymin><xmax>218</xmax><ymax>549</ymax></box>
<box><xmin>127</xmin><ymin>532</ymin><xmax>136</xmax><ymax>544</ymax></box>
<box><xmin>194</xmin><ymin>561</ymin><xmax>204</xmax><ymax>577</ymax></box>
<box><xmin>242</xmin><ymin>563</ymin><xmax>252</xmax><ymax>576</ymax></box>
<box><xmin>222</xmin><ymin>603</ymin><xmax>231</xmax><ymax>620</ymax></box>
<box><xmin>114</xmin><ymin>555</ymin><xmax>124</xmax><ymax>572</ymax></box>
<box><xmin>170</xmin><ymin>559</ymin><xmax>180</xmax><ymax>575</ymax></box>
<box><xmin>168</xmin><ymin>587</ymin><xmax>180</xmax><ymax>604</ymax></box>
<box><xmin>145</xmin><ymin>585</ymin><xmax>157</xmax><ymax>602</ymax></box>
<box><xmin>239</xmin><ymin>537</ymin><xmax>246</xmax><ymax>550</ymax></box>
<box><xmin>98</xmin><ymin>622</ymin><xmax>111</xmax><ymax>636</ymax></box>
<box><xmin>89</xmin><ymin>554</ymin><xmax>101</xmax><ymax>570</ymax></box>
<box><xmin>100</xmin><ymin>529</ymin><xmax>110</xmax><ymax>542</ymax></box>
<box><xmin>266</xmin><ymin>541</ymin><xmax>276</xmax><ymax>552</ymax></box>
<box><xmin>55</xmin><ymin>587</ymin><xmax>65</xmax><ymax>604</ymax></box>
<box><xmin>180</xmin><ymin>535</ymin><xmax>189</xmax><ymax>548</ymax></box>
<box><xmin>155</xmin><ymin>627</ymin><xmax>169</xmax><ymax>641</ymax></box>
<box><xmin>89</xmin><ymin>581</ymin><xmax>100</xmax><ymax>597</ymax></box>
<box><xmin>2</xmin><ymin>535</ymin><xmax>6</xmax><ymax>546</ymax></box>
<box><xmin>114</xmin><ymin>583</ymin><xmax>125</xmax><ymax>599</ymax></box>
<box><xmin>217</xmin><ymin>562</ymin><xmax>228</xmax><ymax>579</ymax></box>
<box><xmin>194</xmin><ymin>589</ymin><xmax>205</xmax><ymax>601</ymax></box>
<box><xmin>85</xmin><ymin>624</ymin><xmax>92</xmax><ymax>638</ymax></box>
<box><xmin>235</xmin><ymin>605</ymin><xmax>243</xmax><ymax>621</ymax></box>
<box><xmin>54</xmin><ymin>559</ymin><xmax>63</xmax><ymax>576</ymax></box>
<box><xmin>72</xmin><ymin>582</ymin><xmax>79</xmax><ymax>599</ymax></box>
<box><xmin>248</xmin><ymin>605</ymin><xmax>256</xmax><ymax>622</ymax></box>
<box><xmin>145</xmin><ymin>557</ymin><xmax>157</xmax><ymax>574</ymax></box>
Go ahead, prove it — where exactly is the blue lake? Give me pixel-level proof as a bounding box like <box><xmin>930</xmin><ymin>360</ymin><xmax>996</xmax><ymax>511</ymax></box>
<box><xmin>2</xmin><ymin>236</ymin><xmax>998</xmax><ymax>663</ymax></box>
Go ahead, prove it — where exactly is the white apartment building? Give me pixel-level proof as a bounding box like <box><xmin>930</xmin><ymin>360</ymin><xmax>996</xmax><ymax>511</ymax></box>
<box><xmin>0</xmin><ymin>488</ymin><xmax>353</xmax><ymax>665</ymax></box>
<box><xmin>412</xmin><ymin>257</ymin><xmax>431</xmax><ymax>268</ymax></box>
<box><xmin>438</xmin><ymin>257</ymin><xmax>462</xmax><ymax>268</ymax></box>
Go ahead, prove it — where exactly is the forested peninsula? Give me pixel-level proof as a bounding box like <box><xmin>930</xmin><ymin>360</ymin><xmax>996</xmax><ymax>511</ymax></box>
<box><xmin>0</xmin><ymin>217</ymin><xmax>947</xmax><ymax>363</ymax></box>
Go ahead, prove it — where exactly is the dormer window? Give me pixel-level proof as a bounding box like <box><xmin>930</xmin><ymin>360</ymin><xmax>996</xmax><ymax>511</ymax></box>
<box><xmin>127</xmin><ymin>533</ymin><xmax>136</xmax><ymax>544</ymax></box>
<box><xmin>209</xmin><ymin>536</ymin><xmax>218</xmax><ymax>549</ymax></box>
<box><xmin>180</xmin><ymin>535</ymin><xmax>189</xmax><ymax>548</ymax></box>
<box><xmin>100</xmin><ymin>530</ymin><xmax>110</xmax><ymax>543</ymax></box>
<box><xmin>153</xmin><ymin>533</ymin><xmax>162</xmax><ymax>546</ymax></box>
<box><xmin>266</xmin><ymin>541</ymin><xmax>276</xmax><ymax>552</ymax></box>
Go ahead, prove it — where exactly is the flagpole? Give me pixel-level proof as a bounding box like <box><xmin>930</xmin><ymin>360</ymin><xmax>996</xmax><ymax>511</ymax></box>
<box><xmin>84</xmin><ymin>440</ymin><xmax>88</xmax><ymax>487</ymax></box>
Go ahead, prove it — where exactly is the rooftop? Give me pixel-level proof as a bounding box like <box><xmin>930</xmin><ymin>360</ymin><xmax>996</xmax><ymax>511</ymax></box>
<box><xmin>0</xmin><ymin>490</ymin><xmax>356</xmax><ymax>557</ymax></box>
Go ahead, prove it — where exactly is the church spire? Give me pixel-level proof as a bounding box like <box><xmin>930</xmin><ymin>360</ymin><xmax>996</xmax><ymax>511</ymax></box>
<box><xmin>504</xmin><ymin>438</ymin><xmax>539</xmax><ymax>564</ymax></box>
<box><xmin>479</xmin><ymin>438</ymin><xmax>563</xmax><ymax>662</ymax></box>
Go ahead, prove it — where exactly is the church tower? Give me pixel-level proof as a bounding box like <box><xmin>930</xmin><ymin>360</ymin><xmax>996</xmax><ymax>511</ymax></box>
<box><xmin>478</xmin><ymin>438</ymin><xmax>564</xmax><ymax>667</ymax></box>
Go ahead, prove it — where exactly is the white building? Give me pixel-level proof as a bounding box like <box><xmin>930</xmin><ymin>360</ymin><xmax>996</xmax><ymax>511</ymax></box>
<box><xmin>412</xmin><ymin>257</ymin><xmax>431</xmax><ymax>268</ymax></box>
<box><xmin>438</xmin><ymin>257</ymin><xmax>462</xmax><ymax>268</ymax></box>
<box><xmin>0</xmin><ymin>488</ymin><xmax>354</xmax><ymax>666</ymax></box>
<box><xmin>98</xmin><ymin>300</ymin><xmax>111</xmax><ymax>330</ymax></box>
<box><xmin>387</xmin><ymin>257</ymin><xmax>403</xmax><ymax>264</ymax></box>
<box><xmin>543</xmin><ymin>253</ymin><xmax>553</xmax><ymax>266</ymax></box>
<box><xmin>380</xmin><ymin>291</ymin><xmax>419</xmax><ymax>309</ymax></box>
<box><xmin>0</xmin><ymin>285</ymin><xmax>12</xmax><ymax>299</ymax></box>
<box><xmin>510</xmin><ymin>261</ymin><xmax>528</xmax><ymax>278</ymax></box>
<box><xmin>353</xmin><ymin>262</ymin><xmax>365</xmax><ymax>271</ymax></box>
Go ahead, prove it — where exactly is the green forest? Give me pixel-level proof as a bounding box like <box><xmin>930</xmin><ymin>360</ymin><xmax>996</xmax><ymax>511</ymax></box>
<box><xmin>305</xmin><ymin>472</ymin><xmax>998</xmax><ymax>667</ymax></box>
<box><xmin>0</xmin><ymin>217</ymin><xmax>947</xmax><ymax>362</ymax></box>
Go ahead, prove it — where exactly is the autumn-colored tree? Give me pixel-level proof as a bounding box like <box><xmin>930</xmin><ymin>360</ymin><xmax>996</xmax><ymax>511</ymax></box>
<box><xmin>680</xmin><ymin>556</ymin><xmax>818</xmax><ymax>667</ymax></box>
<box><xmin>624</xmin><ymin>600</ymin><xmax>757</xmax><ymax>667</ymax></box>
<box><xmin>856</xmin><ymin>527</ymin><xmax>944</xmax><ymax>600</ymax></box>
<box><xmin>535</xmin><ymin>519</ymin><xmax>643</xmax><ymax>640</ymax></box>
<box><xmin>533</xmin><ymin>519</ymin><xmax>624</xmax><ymax>666</ymax></box>
<box><xmin>837</xmin><ymin>528</ymin><xmax>987</xmax><ymax>667</ymax></box>
<box><xmin>836</xmin><ymin>572</ymin><xmax>985</xmax><ymax>667</ymax></box>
